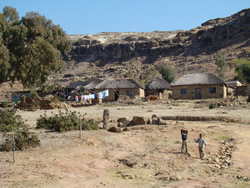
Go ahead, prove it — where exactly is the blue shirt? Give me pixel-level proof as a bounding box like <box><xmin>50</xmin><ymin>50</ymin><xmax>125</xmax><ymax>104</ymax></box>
<box><xmin>182</xmin><ymin>133</ymin><xmax>187</xmax><ymax>141</ymax></box>
<box><xmin>195</xmin><ymin>138</ymin><xmax>206</xmax><ymax>148</ymax></box>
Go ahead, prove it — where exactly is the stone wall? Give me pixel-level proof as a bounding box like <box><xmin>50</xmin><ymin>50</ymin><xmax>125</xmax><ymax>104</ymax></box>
<box><xmin>93</xmin><ymin>88</ymin><xmax>144</xmax><ymax>102</ymax></box>
<box><xmin>172</xmin><ymin>84</ymin><xmax>227</xmax><ymax>99</ymax></box>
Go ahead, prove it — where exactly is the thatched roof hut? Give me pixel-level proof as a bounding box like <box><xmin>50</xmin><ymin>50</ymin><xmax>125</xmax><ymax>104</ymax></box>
<box><xmin>82</xmin><ymin>78</ymin><xmax>102</xmax><ymax>90</ymax></box>
<box><xmin>65</xmin><ymin>78</ymin><xmax>102</xmax><ymax>89</ymax></box>
<box><xmin>145</xmin><ymin>77</ymin><xmax>172</xmax><ymax>99</ymax></box>
<box><xmin>94</xmin><ymin>79</ymin><xmax>144</xmax><ymax>101</ymax></box>
<box><xmin>65</xmin><ymin>81</ymin><xmax>86</xmax><ymax>89</ymax></box>
<box><xmin>172</xmin><ymin>73</ymin><xmax>227</xmax><ymax>99</ymax></box>
<box><xmin>145</xmin><ymin>77</ymin><xmax>171</xmax><ymax>90</ymax></box>
<box><xmin>172</xmin><ymin>73</ymin><xmax>225</xmax><ymax>86</ymax></box>
<box><xmin>94</xmin><ymin>79</ymin><xmax>144</xmax><ymax>89</ymax></box>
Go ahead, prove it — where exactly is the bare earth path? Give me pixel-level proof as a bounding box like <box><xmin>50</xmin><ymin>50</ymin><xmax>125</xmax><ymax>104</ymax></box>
<box><xmin>0</xmin><ymin>101</ymin><xmax>250</xmax><ymax>187</ymax></box>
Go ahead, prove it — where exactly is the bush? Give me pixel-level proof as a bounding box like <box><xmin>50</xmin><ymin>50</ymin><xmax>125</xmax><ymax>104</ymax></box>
<box><xmin>51</xmin><ymin>96</ymin><xmax>65</xmax><ymax>103</ymax></box>
<box><xmin>0</xmin><ymin>109</ymin><xmax>25</xmax><ymax>132</ymax></box>
<box><xmin>0</xmin><ymin>129</ymin><xmax>40</xmax><ymax>152</ymax></box>
<box><xmin>234</xmin><ymin>58</ymin><xmax>250</xmax><ymax>82</ymax></box>
<box><xmin>156</xmin><ymin>61</ymin><xmax>175</xmax><ymax>83</ymax></box>
<box><xmin>0</xmin><ymin>101</ymin><xmax>10</xmax><ymax>108</ymax></box>
<box><xmin>209</xmin><ymin>103</ymin><xmax>218</xmax><ymax>109</ymax></box>
<box><xmin>36</xmin><ymin>110</ymin><xmax>98</xmax><ymax>132</ymax></box>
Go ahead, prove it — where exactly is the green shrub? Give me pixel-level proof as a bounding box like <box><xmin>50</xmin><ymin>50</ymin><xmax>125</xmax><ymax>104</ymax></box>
<box><xmin>0</xmin><ymin>110</ymin><xmax>40</xmax><ymax>152</ymax></box>
<box><xmin>0</xmin><ymin>109</ymin><xmax>25</xmax><ymax>132</ymax></box>
<box><xmin>156</xmin><ymin>61</ymin><xmax>175</xmax><ymax>83</ymax></box>
<box><xmin>0</xmin><ymin>129</ymin><xmax>40</xmax><ymax>152</ymax></box>
<box><xmin>0</xmin><ymin>129</ymin><xmax>40</xmax><ymax>151</ymax></box>
<box><xmin>36</xmin><ymin>111</ymin><xmax>98</xmax><ymax>132</ymax></box>
<box><xmin>209</xmin><ymin>103</ymin><xmax>218</xmax><ymax>109</ymax></box>
<box><xmin>0</xmin><ymin>101</ymin><xmax>13</xmax><ymax>108</ymax></box>
<box><xmin>51</xmin><ymin>96</ymin><xmax>65</xmax><ymax>103</ymax></box>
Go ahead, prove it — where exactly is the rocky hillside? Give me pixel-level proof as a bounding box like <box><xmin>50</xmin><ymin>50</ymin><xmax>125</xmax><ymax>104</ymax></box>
<box><xmin>63</xmin><ymin>8</ymin><xmax>250</xmax><ymax>83</ymax></box>
<box><xmin>1</xmin><ymin>9</ymin><xmax>249</xmax><ymax>102</ymax></box>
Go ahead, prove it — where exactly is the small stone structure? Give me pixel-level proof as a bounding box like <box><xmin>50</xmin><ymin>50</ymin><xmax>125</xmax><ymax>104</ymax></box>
<box><xmin>103</xmin><ymin>109</ymin><xmax>110</xmax><ymax>129</ymax></box>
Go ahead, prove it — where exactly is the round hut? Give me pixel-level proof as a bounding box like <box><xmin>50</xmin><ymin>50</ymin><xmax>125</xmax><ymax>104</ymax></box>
<box><xmin>145</xmin><ymin>77</ymin><xmax>172</xmax><ymax>99</ymax></box>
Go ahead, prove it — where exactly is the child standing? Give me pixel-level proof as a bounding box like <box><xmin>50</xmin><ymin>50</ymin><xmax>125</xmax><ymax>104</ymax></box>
<box><xmin>194</xmin><ymin>134</ymin><xmax>207</xmax><ymax>159</ymax></box>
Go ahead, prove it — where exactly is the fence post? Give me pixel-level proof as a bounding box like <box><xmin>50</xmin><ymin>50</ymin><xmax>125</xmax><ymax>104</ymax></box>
<box><xmin>79</xmin><ymin>115</ymin><xmax>82</xmax><ymax>138</ymax></box>
<box><xmin>12</xmin><ymin>130</ymin><xmax>15</xmax><ymax>163</ymax></box>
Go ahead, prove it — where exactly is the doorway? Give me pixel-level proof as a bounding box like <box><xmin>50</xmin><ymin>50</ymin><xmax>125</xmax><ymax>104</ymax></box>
<box><xmin>195</xmin><ymin>88</ymin><xmax>201</xmax><ymax>99</ymax></box>
<box><xmin>115</xmin><ymin>91</ymin><xmax>119</xmax><ymax>101</ymax></box>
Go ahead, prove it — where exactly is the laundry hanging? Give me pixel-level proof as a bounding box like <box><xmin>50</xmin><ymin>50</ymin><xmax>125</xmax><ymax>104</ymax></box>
<box><xmin>98</xmin><ymin>89</ymin><xmax>109</xmax><ymax>99</ymax></box>
<box><xmin>67</xmin><ymin>90</ymin><xmax>109</xmax><ymax>101</ymax></box>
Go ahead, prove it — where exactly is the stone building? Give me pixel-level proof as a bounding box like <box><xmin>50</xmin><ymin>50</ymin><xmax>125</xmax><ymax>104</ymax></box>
<box><xmin>172</xmin><ymin>73</ymin><xmax>227</xmax><ymax>99</ymax></box>
<box><xmin>94</xmin><ymin>79</ymin><xmax>144</xmax><ymax>102</ymax></box>
<box><xmin>145</xmin><ymin>77</ymin><xmax>172</xmax><ymax>99</ymax></box>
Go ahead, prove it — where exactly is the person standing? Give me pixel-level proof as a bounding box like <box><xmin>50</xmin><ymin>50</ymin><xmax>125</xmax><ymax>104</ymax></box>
<box><xmin>194</xmin><ymin>134</ymin><xmax>207</xmax><ymax>159</ymax></box>
<box><xmin>181</xmin><ymin>129</ymin><xmax>188</xmax><ymax>153</ymax></box>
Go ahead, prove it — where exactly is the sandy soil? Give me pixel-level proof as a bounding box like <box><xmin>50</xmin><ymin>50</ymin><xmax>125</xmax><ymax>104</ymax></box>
<box><xmin>1</xmin><ymin>100</ymin><xmax>250</xmax><ymax>188</ymax></box>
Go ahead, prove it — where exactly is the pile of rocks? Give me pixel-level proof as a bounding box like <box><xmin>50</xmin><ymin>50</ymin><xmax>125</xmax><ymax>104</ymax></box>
<box><xmin>235</xmin><ymin>175</ymin><xmax>250</xmax><ymax>182</ymax></box>
<box><xmin>161</xmin><ymin>115</ymin><xmax>239</xmax><ymax>123</ymax></box>
<box><xmin>212</xmin><ymin>139</ymin><xmax>235</xmax><ymax>169</ymax></box>
<box><xmin>17</xmin><ymin>96</ymin><xmax>67</xmax><ymax>110</ymax></box>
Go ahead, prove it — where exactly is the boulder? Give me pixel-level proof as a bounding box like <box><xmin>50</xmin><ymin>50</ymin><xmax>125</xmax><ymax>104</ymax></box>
<box><xmin>130</xmin><ymin>116</ymin><xmax>145</xmax><ymax>126</ymax></box>
<box><xmin>117</xmin><ymin>117</ymin><xmax>130</xmax><ymax>127</ymax></box>
<box><xmin>108</xmin><ymin>127</ymin><xmax>123</xmax><ymax>133</ymax></box>
<box><xmin>152</xmin><ymin>114</ymin><xmax>160</xmax><ymax>125</ymax></box>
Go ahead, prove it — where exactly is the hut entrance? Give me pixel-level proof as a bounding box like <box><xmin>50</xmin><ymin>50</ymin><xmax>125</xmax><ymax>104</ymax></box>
<box><xmin>115</xmin><ymin>91</ymin><xmax>119</xmax><ymax>101</ymax></box>
<box><xmin>195</xmin><ymin>88</ymin><xmax>201</xmax><ymax>99</ymax></box>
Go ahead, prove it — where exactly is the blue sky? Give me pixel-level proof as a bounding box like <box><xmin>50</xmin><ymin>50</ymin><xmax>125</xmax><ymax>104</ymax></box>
<box><xmin>0</xmin><ymin>0</ymin><xmax>249</xmax><ymax>35</ymax></box>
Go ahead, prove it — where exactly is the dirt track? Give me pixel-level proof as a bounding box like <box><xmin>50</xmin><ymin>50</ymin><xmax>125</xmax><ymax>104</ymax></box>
<box><xmin>1</xmin><ymin>100</ymin><xmax>250</xmax><ymax>187</ymax></box>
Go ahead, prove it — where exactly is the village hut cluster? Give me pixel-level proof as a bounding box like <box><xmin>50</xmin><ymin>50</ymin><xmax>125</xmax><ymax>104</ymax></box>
<box><xmin>11</xmin><ymin>72</ymin><xmax>250</xmax><ymax>105</ymax></box>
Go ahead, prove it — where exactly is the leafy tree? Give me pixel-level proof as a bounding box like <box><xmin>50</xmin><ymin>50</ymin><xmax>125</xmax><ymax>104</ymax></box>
<box><xmin>233</xmin><ymin>59</ymin><xmax>250</xmax><ymax>82</ymax></box>
<box><xmin>156</xmin><ymin>61</ymin><xmax>175</xmax><ymax>83</ymax></box>
<box><xmin>214</xmin><ymin>52</ymin><xmax>227</xmax><ymax>79</ymax></box>
<box><xmin>0</xmin><ymin>6</ymin><xmax>71</xmax><ymax>88</ymax></box>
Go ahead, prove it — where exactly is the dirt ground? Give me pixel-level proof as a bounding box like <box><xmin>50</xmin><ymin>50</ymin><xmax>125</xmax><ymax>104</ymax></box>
<box><xmin>1</xmin><ymin>100</ymin><xmax>250</xmax><ymax>188</ymax></box>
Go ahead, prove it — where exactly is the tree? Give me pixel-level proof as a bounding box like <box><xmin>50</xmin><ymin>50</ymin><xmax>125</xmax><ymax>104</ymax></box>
<box><xmin>156</xmin><ymin>61</ymin><xmax>175</xmax><ymax>83</ymax></box>
<box><xmin>0</xmin><ymin>6</ymin><xmax>71</xmax><ymax>88</ymax></box>
<box><xmin>214</xmin><ymin>52</ymin><xmax>227</xmax><ymax>79</ymax></box>
<box><xmin>233</xmin><ymin>58</ymin><xmax>250</xmax><ymax>82</ymax></box>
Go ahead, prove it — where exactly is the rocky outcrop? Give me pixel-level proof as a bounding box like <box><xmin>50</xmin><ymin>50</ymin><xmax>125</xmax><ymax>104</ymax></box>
<box><xmin>67</xmin><ymin>8</ymin><xmax>250</xmax><ymax>70</ymax></box>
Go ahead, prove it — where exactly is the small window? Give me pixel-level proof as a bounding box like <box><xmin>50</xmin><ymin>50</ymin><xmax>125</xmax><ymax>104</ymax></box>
<box><xmin>210</xmin><ymin>87</ymin><xmax>216</xmax><ymax>93</ymax></box>
<box><xmin>126</xmin><ymin>91</ymin><xmax>132</xmax><ymax>97</ymax></box>
<box><xmin>180</xmin><ymin>88</ymin><xmax>187</xmax><ymax>95</ymax></box>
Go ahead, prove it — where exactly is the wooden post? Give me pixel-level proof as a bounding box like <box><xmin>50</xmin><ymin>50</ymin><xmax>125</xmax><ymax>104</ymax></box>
<box><xmin>12</xmin><ymin>130</ymin><xmax>15</xmax><ymax>163</ymax></box>
<box><xmin>103</xmin><ymin>109</ymin><xmax>109</xmax><ymax>129</ymax></box>
<box><xmin>79</xmin><ymin>116</ymin><xmax>82</xmax><ymax>138</ymax></box>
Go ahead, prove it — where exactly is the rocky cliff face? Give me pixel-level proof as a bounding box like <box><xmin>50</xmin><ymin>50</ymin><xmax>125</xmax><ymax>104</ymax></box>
<box><xmin>65</xmin><ymin>8</ymin><xmax>250</xmax><ymax>81</ymax></box>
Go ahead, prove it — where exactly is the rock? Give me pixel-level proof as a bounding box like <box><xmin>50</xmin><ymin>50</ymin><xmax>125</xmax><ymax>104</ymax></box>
<box><xmin>152</xmin><ymin>114</ymin><xmax>160</xmax><ymax>125</ymax></box>
<box><xmin>170</xmin><ymin>175</ymin><xmax>178</xmax><ymax>181</ymax></box>
<box><xmin>117</xmin><ymin>117</ymin><xmax>130</xmax><ymax>127</ymax></box>
<box><xmin>162</xmin><ymin>177</ymin><xmax>170</xmax><ymax>181</ymax></box>
<box><xmin>130</xmin><ymin>116</ymin><xmax>146</xmax><ymax>126</ymax></box>
<box><xmin>147</xmin><ymin>119</ymin><xmax>151</xmax><ymax>124</ymax></box>
<box><xmin>108</xmin><ymin>127</ymin><xmax>123</xmax><ymax>133</ymax></box>
<box><xmin>123</xmin><ymin>127</ymin><xmax>131</xmax><ymax>131</ymax></box>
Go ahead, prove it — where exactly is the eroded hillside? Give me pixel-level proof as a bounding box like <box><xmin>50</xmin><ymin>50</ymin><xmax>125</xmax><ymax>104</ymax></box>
<box><xmin>64</xmin><ymin>8</ymin><xmax>250</xmax><ymax>82</ymax></box>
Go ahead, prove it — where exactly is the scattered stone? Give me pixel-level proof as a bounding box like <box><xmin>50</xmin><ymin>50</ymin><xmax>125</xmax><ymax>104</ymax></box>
<box><xmin>117</xmin><ymin>117</ymin><xmax>130</xmax><ymax>127</ymax></box>
<box><xmin>108</xmin><ymin>127</ymin><xmax>123</xmax><ymax>133</ymax></box>
<box><xmin>130</xmin><ymin>116</ymin><xmax>146</xmax><ymax>126</ymax></box>
<box><xmin>119</xmin><ymin>159</ymin><xmax>137</xmax><ymax>168</ymax></box>
<box><xmin>170</xmin><ymin>175</ymin><xmax>178</xmax><ymax>181</ymax></box>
